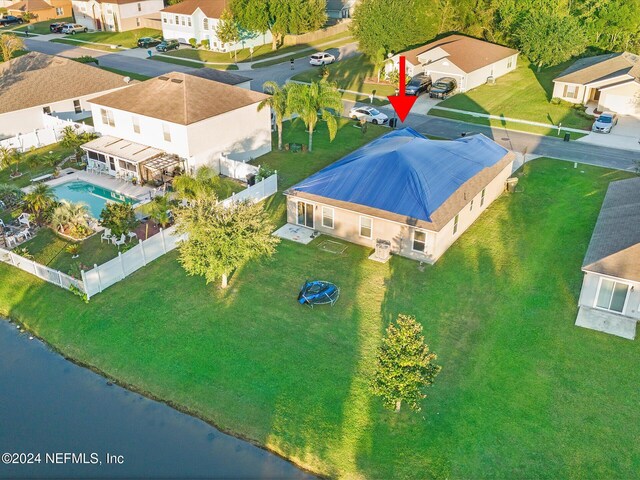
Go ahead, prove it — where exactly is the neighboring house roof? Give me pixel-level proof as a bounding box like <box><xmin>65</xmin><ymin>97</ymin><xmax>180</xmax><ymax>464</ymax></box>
<box><xmin>396</xmin><ymin>34</ymin><xmax>518</xmax><ymax>73</ymax></box>
<box><xmin>73</xmin><ymin>0</ymin><xmax>153</xmax><ymax>4</ymax></box>
<box><xmin>6</xmin><ymin>0</ymin><xmax>54</xmax><ymax>11</ymax></box>
<box><xmin>554</xmin><ymin>52</ymin><xmax>640</xmax><ymax>86</ymax></box>
<box><xmin>183</xmin><ymin>67</ymin><xmax>250</xmax><ymax>86</ymax></box>
<box><xmin>161</xmin><ymin>0</ymin><xmax>228</xmax><ymax>17</ymax></box>
<box><xmin>0</xmin><ymin>52</ymin><xmax>132</xmax><ymax>115</ymax></box>
<box><xmin>287</xmin><ymin>128</ymin><xmax>514</xmax><ymax>232</ymax></box>
<box><xmin>583</xmin><ymin>177</ymin><xmax>640</xmax><ymax>283</ymax></box>
<box><xmin>88</xmin><ymin>71</ymin><xmax>268</xmax><ymax>125</ymax></box>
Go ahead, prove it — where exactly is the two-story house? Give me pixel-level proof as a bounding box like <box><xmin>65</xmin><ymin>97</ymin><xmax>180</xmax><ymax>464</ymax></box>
<box><xmin>5</xmin><ymin>0</ymin><xmax>72</xmax><ymax>22</ymax></box>
<box><xmin>160</xmin><ymin>0</ymin><xmax>271</xmax><ymax>52</ymax></box>
<box><xmin>71</xmin><ymin>0</ymin><xmax>163</xmax><ymax>32</ymax></box>
<box><xmin>81</xmin><ymin>71</ymin><xmax>271</xmax><ymax>182</ymax></box>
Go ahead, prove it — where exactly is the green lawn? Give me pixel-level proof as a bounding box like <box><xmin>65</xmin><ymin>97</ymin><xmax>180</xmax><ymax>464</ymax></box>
<box><xmin>165</xmin><ymin>31</ymin><xmax>353</xmax><ymax>65</ymax></box>
<box><xmin>148</xmin><ymin>55</ymin><xmax>239</xmax><ymax>70</ymax></box>
<box><xmin>0</xmin><ymin>120</ymin><xmax>638</xmax><ymax>478</ymax></box>
<box><xmin>436</xmin><ymin>58</ymin><xmax>595</xmax><ymax>130</ymax></box>
<box><xmin>16</xmin><ymin>17</ymin><xmax>73</xmax><ymax>34</ymax></box>
<box><xmin>99</xmin><ymin>66</ymin><xmax>151</xmax><ymax>82</ymax></box>
<box><xmin>291</xmin><ymin>54</ymin><xmax>393</xmax><ymax>103</ymax></box>
<box><xmin>53</xmin><ymin>28</ymin><xmax>161</xmax><ymax>48</ymax></box>
<box><xmin>0</xmin><ymin>142</ymin><xmax>75</xmax><ymax>188</ymax></box>
<box><xmin>50</xmin><ymin>38</ymin><xmax>126</xmax><ymax>52</ymax></box>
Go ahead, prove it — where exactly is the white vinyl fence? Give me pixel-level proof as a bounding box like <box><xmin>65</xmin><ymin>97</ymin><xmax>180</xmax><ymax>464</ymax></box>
<box><xmin>219</xmin><ymin>153</ymin><xmax>259</xmax><ymax>181</ymax></box>
<box><xmin>0</xmin><ymin>247</ymin><xmax>83</xmax><ymax>292</ymax></box>
<box><xmin>0</xmin><ymin>115</ymin><xmax>94</xmax><ymax>152</ymax></box>
<box><xmin>221</xmin><ymin>173</ymin><xmax>278</xmax><ymax>207</ymax></box>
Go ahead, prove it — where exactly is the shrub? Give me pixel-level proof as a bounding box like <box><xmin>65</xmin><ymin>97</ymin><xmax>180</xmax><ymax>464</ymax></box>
<box><xmin>99</xmin><ymin>202</ymin><xmax>137</xmax><ymax>237</ymax></box>
<box><xmin>188</xmin><ymin>38</ymin><xmax>197</xmax><ymax>48</ymax></box>
<box><xmin>74</xmin><ymin>56</ymin><xmax>99</xmax><ymax>65</ymax></box>
<box><xmin>0</xmin><ymin>183</ymin><xmax>24</xmax><ymax>209</ymax></box>
<box><xmin>200</xmin><ymin>39</ymin><xmax>210</xmax><ymax>49</ymax></box>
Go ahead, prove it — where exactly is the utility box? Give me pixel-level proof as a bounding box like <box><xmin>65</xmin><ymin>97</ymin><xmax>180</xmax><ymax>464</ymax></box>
<box><xmin>564</xmin><ymin>132</ymin><xmax>571</xmax><ymax>142</ymax></box>
<box><xmin>375</xmin><ymin>239</ymin><xmax>391</xmax><ymax>261</ymax></box>
<box><xmin>506</xmin><ymin>177</ymin><xmax>519</xmax><ymax>193</ymax></box>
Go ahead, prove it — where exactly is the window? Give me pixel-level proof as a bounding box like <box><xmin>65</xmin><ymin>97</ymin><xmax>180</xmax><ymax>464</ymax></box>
<box><xmin>137</xmin><ymin>2</ymin><xmax>141</xmax><ymax>11</ymax></box>
<box><xmin>163</xmin><ymin>16</ymin><xmax>167</xmax><ymax>23</ymax></box>
<box><xmin>136</xmin><ymin>17</ymin><xmax>140</xmax><ymax>27</ymax></box>
<box><xmin>175</xmin><ymin>15</ymin><xmax>178</xmax><ymax>24</ymax></box>
<box><xmin>596</xmin><ymin>278</ymin><xmax>629</xmax><ymax>313</ymax></box>
<box><xmin>453</xmin><ymin>214</ymin><xmax>459</xmax><ymax>235</ymax></box>
<box><xmin>480</xmin><ymin>188</ymin><xmax>486</xmax><ymax>207</ymax></box>
<box><xmin>359</xmin><ymin>216</ymin><xmax>372</xmax><ymax>239</ymax></box>
<box><xmin>412</xmin><ymin>230</ymin><xmax>426</xmax><ymax>252</ymax></box>
<box><xmin>100</xmin><ymin>108</ymin><xmax>115</xmax><ymax>127</ymax></box>
<box><xmin>118</xmin><ymin>160</ymin><xmax>136</xmax><ymax>172</ymax></box>
<box><xmin>55</xmin><ymin>7</ymin><xmax>63</xmax><ymax>15</ymax></box>
<box><xmin>42</xmin><ymin>106</ymin><xmax>51</xmax><ymax>115</ymax></box>
<box><xmin>507</xmin><ymin>57</ymin><xmax>513</xmax><ymax>69</ymax></box>
<box><xmin>187</xmin><ymin>17</ymin><xmax>191</xmax><ymax>26</ymax></box>
<box><xmin>470</xmin><ymin>199</ymin><xmax>474</xmax><ymax>211</ymax></box>
<box><xmin>163</xmin><ymin>123</ymin><xmax>171</xmax><ymax>142</ymax></box>
<box><xmin>203</xmin><ymin>18</ymin><xmax>208</xmax><ymax>29</ymax></box>
<box><xmin>563</xmin><ymin>84</ymin><xmax>579</xmax><ymax>99</ymax></box>
<box><xmin>321</xmin><ymin>207</ymin><xmax>334</xmax><ymax>229</ymax></box>
<box><xmin>181</xmin><ymin>16</ymin><xmax>185</xmax><ymax>26</ymax></box>
<box><xmin>73</xmin><ymin>99</ymin><xmax>81</xmax><ymax>114</ymax></box>
<box><xmin>132</xmin><ymin>116</ymin><xmax>140</xmax><ymax>134</ymax></box>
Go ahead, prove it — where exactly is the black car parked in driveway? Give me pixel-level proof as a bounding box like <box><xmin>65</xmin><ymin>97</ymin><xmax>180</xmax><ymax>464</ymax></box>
<box><xmin>137</xmin><ymin>36</ymin><xmax>161</xmax><ymax>48</ymax></box>
<box><xmin>49</xmin><ymin>22</ymin><xmax>65</xmax><ymax>33</ymax></box>
<box><xmin>156</xmin><ymin>39</ymin><xmax>180</xmax><ymax>52</ymax></box>
<box><xmin>405</xmin><ymin>73</ymin><xmax>432</xmax><ymax>96</ymax></box>
<box><xmin>429</xmin><ymin>77</ymin><xmax>457</xmax><ymax>99</ymax></box>
<box><xmin>0</xmin><ymin>15</ymin><xmax>23</xmax><ymax>26</ymax></box>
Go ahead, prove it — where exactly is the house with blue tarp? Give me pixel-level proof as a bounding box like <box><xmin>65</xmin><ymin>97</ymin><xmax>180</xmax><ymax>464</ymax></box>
<box><xmin>284</xmin><ymin>128</ymin><xmax>514</xmax><ymax>263</ymax></box>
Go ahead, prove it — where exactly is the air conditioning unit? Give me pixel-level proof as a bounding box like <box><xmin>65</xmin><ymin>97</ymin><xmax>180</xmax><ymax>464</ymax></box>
<box><xmin>375</xmin><ymin>239</ymin><xmax>391</xmax><ymax>261</ymax></box>
<box><xmin>486</xmin><ymin>76</ymin><xmax>496</xmax><ymax>85</ymax></box>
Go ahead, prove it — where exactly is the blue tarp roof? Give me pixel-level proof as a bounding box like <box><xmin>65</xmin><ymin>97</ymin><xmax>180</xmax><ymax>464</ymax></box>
<box><xmin>290</xmin><ymin>128</ymin><xmax>509</xmax><ymax>223</ymax></box>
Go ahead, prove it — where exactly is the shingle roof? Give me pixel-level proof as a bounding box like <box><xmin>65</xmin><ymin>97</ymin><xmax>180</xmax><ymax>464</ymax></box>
<box><xmin>73</xmin><ymin>0</ymin><xmax>151</xmax><ymax>4</ymax></box>
<box><xmin>286</xmin><ymin>128</ymin><xmax>514</xmax><ymax>232</ymax></box>
<box><xmin>554</xmin><ymin>52</ymin><xmax>640</xmax><ymax>85</ymax></box>
<box><xmin>396</xmin><ymin>34</ymin><xmax>518</xmax><ymax>73</ymax></box>
<box><xmin>583</xmin><ymin>177</ymin><xmax>640</xmax><ymax>282</ymax></box>
<box><xmin>161</xmin><ymin>0</ymin><xmax>228</xmax><ymax>17</ymax></box>
<box><xmin>6</xmin><ymin>0</ymin><xmax>53</xmax><ymax>12</ymax></box>
<box><xmin>88</xmin><ymin>71</ymin><xmax>268</xmax><ymax>125</ymax></box>
<box><xmin>0</xmin><ymin>52</ymin><xmax>132</xmax><ymax>115</ymax></box>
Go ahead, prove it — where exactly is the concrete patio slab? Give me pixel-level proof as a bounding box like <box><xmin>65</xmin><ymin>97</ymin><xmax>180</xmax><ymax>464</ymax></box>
<box><xmin>273</xmin><ymin>223</ymin><xmax>316</xmax><ymax>244</ymax></box>
<box><xmin>575</xmin><ymin>306</ymin><xmax>637</xmax><ymax>340</ymax></box>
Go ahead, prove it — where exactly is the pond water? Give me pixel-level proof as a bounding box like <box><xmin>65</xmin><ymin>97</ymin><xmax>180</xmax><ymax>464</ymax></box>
<box><xmin>0</xmin><ymin>320</ymin><xmax>314</xmax><ymax>479</ymax></box>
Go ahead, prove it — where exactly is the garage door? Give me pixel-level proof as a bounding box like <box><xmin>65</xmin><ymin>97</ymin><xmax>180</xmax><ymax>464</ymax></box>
<box><xmin>602</xmin><ymin>94</ymin><xmax>640</xmax><ymax>115</ymax></box>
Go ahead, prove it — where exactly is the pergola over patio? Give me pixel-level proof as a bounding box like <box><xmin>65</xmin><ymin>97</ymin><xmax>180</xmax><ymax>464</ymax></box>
<box><xmin>140</xmin><ymin>154</ymin><xmax>183</xmax><ymax>184</ymax></box>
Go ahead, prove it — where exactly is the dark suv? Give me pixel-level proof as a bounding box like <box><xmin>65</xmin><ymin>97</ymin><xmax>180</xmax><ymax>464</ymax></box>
<box><xmin>429</xmin><ymin>77</ymin><xmax>457</xmax><ymax>99</ymax></box>
<box><xmin>0</xmin><ymin>15</ymin><xmax>23</xmax><ymax>26</ymax></box>
<box><xmin>137</xmin><ymin>37</ymin><xmax>161</xmax><ymax>48</ymax></box>
<box><xmin>156</xmin><ymin>39</ymin><xmax>180</xmax><ymax>52</ymax></box>
<box><xmin>49</xmin><ymin>22</ymin><xmax>65</xmax><ymax>33</ymax></box>
<box><xmin>405</xmin><ymin>73</ymin><xmax>432</xmax><ymax>96</ymax></box>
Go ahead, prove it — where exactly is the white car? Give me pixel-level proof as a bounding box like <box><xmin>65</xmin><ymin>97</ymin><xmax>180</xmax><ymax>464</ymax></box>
<box><xmin>309</xmin><ymin>52</ymin><xmax>336</xmax><ymax>66</ymax></box>
<box><xmin>62</xmin><ymin>23</ymin><xmax>88</xmax><ymax>34</ymax></box>
<box><xmin>349</xmin><ymin>106</ymin><xmax>389</xmax><ymax>125</ymax></box>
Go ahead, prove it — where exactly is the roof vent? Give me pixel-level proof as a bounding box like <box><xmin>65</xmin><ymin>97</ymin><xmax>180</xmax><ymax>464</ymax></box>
<box><xmin>158</xmin><ymin>76</ymin><xmax>169</xmax><ymax>81</ymax></box>
<box><xmin>170</xmin><ymin>78</ymin><xmax>184</xmax><ymax>84</ymax></box>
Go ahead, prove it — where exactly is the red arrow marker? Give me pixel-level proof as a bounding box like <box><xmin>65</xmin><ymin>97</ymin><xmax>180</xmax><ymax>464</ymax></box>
<box><xmin>387</xmin><ymin>55</ymin><xmax>416</xmax><ymax>122</ymax></box>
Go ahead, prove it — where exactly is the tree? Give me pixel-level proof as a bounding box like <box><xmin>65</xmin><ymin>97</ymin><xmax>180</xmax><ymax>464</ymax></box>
<box><xmin>514</xmin><ymin>11</ymin><xmax>587</xmax><ymax>70</ymax></box>
<box><xmin>371</xmin><ymin>314</ymin><xmax>441</xmax><ymax>412</ymax></box>
<box><xmin>0</xmin><ymin>183</ymin><xmax>24</xmax><ymax>209</ymax></box>
<box><xmin>286</xmin><ymin>80</ymin><xmax>343</xmax><ymax>152</ymax></box>
<box><xmin>231</xmin><ymin>0</ymin><xmax>326</xmax><ymax>50</ymax></box>
<box><xmin>60</xmin><ymin>126</ymin><xmax>97</xmax><ymax>163</ymax></box>
<box><xmin>174</xmin><ymin>195</ymin><xmax>279</xmax><ymax>288</ymax></box>
<box><xmin>99</xmin><ymin>202</ymin><xmax>137</xmax><ymax>237</ymax></box>
<box><xmin>23</xmin><ymin>183</ymin><xmax>56</xmax><ymax>222</ymax></box>
<box><xmin>0</xmin><ymin>33</ymin><xmax>24</xmax><ymax>62</ymax></box>
<box><xmin>0</xmin><ymin>146</ymin><xmax>22</xmax><ymax>176</ymax></box>
<box><xmin>258</xmin><ymin>81</ymin><xmax>288</xmax><ymax>150</ymax></box>
<box><xmin>148</xmin><ymin>194</ymin><xmax>171</xmax><ymax>227</ymax></box>
<box><xmin>173</xmin><ymin>166</ymin><xmax>231</xmax><ymax>202</ymax></box>
<box><xmin>216</xmin><ymin>8</ymin><xmax>242</xmax><ymax>62</ymax></box>
<box><xmin>51</xmin><ymin>200</ymin><xmax>90</xmax><ymax>238</ymax></box>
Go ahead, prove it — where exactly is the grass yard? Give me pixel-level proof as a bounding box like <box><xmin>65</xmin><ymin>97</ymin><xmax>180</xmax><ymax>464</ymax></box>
<box><xmin>436</xmin><ymin>58</ymin><xmax>595</xmax><ymax>131</ymax></box>
<box><xmin>53</xmin><ymin>28</ymin><xmax>161</xmax><ymax>48</ymax></box>
<box><xmin>99</xmin><ymin>66</ymin><xmax>151</xmax><ymax>81</ymax></box>
<box><xmin>148</xmin><ymin>55</ymin><xmax>239</xmax><ymax>70</ymax></box>
<box><xmin>0</xmin><ymin>142</ymin><xmax>75</xmax><ymax>188</ymax></box>
<box><xmin>16</xmin><ymin>17</ymin><xmax>73</xmax><ymax>34</ymax></box>
<box><xmin>50</xmin><ymin>38</ymin><xmax>126</xmax><ymax>52</ymax></box>
<box><xmin>0</xmin><ymin>119</ymin><xmax>638</xmax><ymax>478</ymax></box>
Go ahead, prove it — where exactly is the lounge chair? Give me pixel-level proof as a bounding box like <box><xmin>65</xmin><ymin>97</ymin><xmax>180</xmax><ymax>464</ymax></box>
<box><xmin>17</xmin><ymin>213</ymin><xmax>30</xmax><ymax>229</ymax></box>
<box><xmin>113</xmin><ymin>234</ymin><xmax>126</xmax><ymax>248</ymax></box>
<box><xmin>101</xmin><ymin>228</ymin><xmax>112</xmax><ymax>243</ymax></box>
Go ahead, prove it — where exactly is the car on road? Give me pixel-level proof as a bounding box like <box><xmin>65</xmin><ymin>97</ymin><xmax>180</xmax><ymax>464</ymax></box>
<box><xmin>429</xmin><ymin>77</ymin><xmax>457</xmax><ymax>99</ymax></box>
<box><xmin>0</xmin><ymin>15</ymin><xmax>23</xmax><ymax>26</ymax></box>
<box><xmin>62</xmin><ymin>23</ymin><xmax>88</xmax><ymax>34</ymax></box>
<box><xmin>156</xmin><ymin>39</ymin><xmax>180</xmax><ymax>52</ymax></box>
<box><xmin>137</xmin><ymin>37</ymin><xmax>161</xmax><ymax>48</ymax></box>
<box><xmin>349</xmin><ymin>106</ymin><xmax>389</xmax><ymax>125</ymax></box>
<box><xmin>309</xmin><ymin>52</ymin><xmax>335</xmax><ymax>66</ymax></box>
<box><xmin>405</xmin><ymin>73</ymin><xmax>432</xmax><ymax>96</ymax></box>
<box><xmin>49</xmin><ymin>22</ymin><xmax>66</xmax><ymax>33</ymax></box>
<box><xmin>592</xmin><ymin>112</ymin><xmax>618</xmax><ymax>133</ymax></box>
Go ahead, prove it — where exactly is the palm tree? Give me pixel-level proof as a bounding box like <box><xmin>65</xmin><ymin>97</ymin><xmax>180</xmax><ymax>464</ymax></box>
<box><xmin>173</xmin><ymin>166</ymin><xmax>230</xmax><ymax>201</ymax></box>
<box><xmin>23</xmin><ymin>183</ymin><xmax>56</xmax><ymax>221</ymax></box>
<box><xmin>258</xmin><ymin>81</ymin><xmax>288</xmax><ymax>151</ymax></box>
<box><xmin>149</xmin><ymin>194</ymin><xmax>171</xmax><ymax>227</ymax></box>
<box><xmin>0</xmin><ymin>146</ymin><xmax>23</xmax><ymax>176</ymax></box>
<box><xmin>286</xmin><ymin>80</ymin><xmax>343</xmax><ymax>152</ymax></box>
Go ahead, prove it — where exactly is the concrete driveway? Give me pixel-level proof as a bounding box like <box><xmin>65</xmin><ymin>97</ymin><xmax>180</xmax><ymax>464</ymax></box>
<box><xmin>576</xmin><ymin>114</ymin><xmax>640</xmax><ymax>152</ymax></box>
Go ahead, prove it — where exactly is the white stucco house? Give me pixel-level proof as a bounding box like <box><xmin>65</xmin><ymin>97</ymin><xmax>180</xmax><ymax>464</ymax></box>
<box><xmin>81</xmin><ymin>70</ymin><xmax>271</xmax><ymax>182</ymax></box>
<box><xmin>71</xmin><ymin>0</ymin><xmax>164</xmax><ymax>32</ymax></box>
<box><xmin>388</xmin><ymin>34</ymin><xmax>519</xmax><ymax>93</ymax></box>
<box><xmin>552</xmin><ymin>52</ymin><xmax>640</xmax><ymax>115</ymax></box>
<box><xmin>285</xmin><ymin>128</ymin><xmax>514</xmax><ymax>263</ymax></box>
<box><xmin>0</xmin><ymin>52</ymin><xmax>132</xmax><ymax>139</ymax></box>
<box><xmin>575</xmin><ymin>177</ymin><xmax>640</xmax><ymax>340</ymax></box>
<box><xmin>160</xmin><ymin>0</ymin><xmax>271</xmax><ymax>51</ymax></box>
<box><xmin>326</xmin><ymin>0</ymin><xmax>356</xmax><ymax>19</ymax></box>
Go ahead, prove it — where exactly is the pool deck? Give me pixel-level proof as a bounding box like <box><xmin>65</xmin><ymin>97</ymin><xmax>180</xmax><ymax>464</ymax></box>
<box><xmin>23</xmin><ymin>169</ymin><xmax>159</xmax><ymax>205</ymax></box>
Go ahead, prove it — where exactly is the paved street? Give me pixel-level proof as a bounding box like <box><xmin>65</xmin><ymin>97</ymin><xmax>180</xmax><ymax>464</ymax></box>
<box><xmin>24</xmin><ymin>38</ymin><xmax>639</xmax><ymax>171</ymax></box>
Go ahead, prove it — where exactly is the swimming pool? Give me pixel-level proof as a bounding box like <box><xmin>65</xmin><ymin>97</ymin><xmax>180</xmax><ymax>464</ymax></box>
<box><xmin>51</xmin><ymin>181</ymin><xmax>137</xmax><ymax>219</ymax></box>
